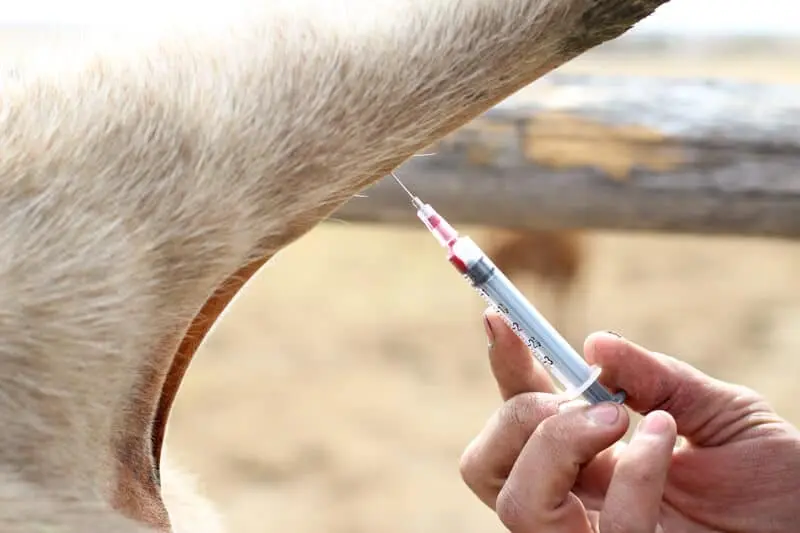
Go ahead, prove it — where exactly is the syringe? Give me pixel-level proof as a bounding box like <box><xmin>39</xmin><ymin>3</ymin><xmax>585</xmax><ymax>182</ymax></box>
<box><xmin>392</xmin><ymin>175</ymin><xmax>625</xmax><ymax>405</ymax></box>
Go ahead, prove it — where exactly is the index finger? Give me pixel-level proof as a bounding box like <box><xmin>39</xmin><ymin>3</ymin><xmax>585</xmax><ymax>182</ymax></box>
<box><xmin>484</xmin><ymin>308</ymin><xmax>556</xmax><ymax>400</ymax></box>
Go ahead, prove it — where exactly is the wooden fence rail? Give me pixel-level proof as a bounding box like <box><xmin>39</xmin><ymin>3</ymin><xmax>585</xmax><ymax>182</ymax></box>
<box><xmin>333</xmin><ymin>72</ymin><xmax>800</xmax><ymax>239</ymax></box>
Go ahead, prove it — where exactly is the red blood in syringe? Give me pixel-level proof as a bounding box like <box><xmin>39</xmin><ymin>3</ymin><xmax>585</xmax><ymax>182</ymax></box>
<box><xmin>414</xmin><ymin>201</ymin><xmax>469</xmax><ymax>274</ymax></box>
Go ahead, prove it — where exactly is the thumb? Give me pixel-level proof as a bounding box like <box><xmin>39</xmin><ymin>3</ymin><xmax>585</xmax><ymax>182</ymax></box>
<box><xmin>583</xmin><ymin>332</ymin><xmax>781</xmax><ymax>447</ymax></box>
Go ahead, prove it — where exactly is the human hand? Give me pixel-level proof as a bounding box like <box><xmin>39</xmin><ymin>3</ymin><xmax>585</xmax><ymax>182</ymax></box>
<box><xmin>459</xmin><ymin>309</ymin><xmax>800</xmax><ymax>532</ymax></box>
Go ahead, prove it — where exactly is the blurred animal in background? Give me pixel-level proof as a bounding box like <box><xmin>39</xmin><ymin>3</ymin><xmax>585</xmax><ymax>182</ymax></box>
<box><xmin>481</xmin><ymin>228</ymin><xmax>588</xmax><ymax>345</ymax></box>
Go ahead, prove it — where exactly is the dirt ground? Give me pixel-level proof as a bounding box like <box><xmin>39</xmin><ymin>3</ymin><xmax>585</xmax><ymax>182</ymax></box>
<box><xmin>5</xmin><ymin>25</ymin><xmax>800</xmax><ymax>533</ymax></box>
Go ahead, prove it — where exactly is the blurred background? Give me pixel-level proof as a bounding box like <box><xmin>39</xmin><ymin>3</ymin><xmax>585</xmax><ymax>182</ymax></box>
<box><xmin>2</xmin><ymin>2</ymin><xmax>800</xmax><ymax>532</ymax></box>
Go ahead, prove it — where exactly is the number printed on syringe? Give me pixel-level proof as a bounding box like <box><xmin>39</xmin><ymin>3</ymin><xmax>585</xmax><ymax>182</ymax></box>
<box><xmin>476</xmin><ymin>285</ymin><xmax>555</xmax><ymax>367</ymax></box>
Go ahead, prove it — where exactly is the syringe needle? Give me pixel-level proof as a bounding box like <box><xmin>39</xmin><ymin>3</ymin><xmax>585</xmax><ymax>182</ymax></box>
<box><xmin>390</xmin><ymin>172</ymin><xmax>425</xmax><ymax>210</ymax></box>
<box><xmin>391</xmin><ymin>172</ymin><xmax>415</xmax><ymax>198</ymax></box>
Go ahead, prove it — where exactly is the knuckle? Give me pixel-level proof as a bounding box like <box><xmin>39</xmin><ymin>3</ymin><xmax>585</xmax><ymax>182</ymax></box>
<box><xmin>730</xmin><ymin>383</ymin><xmax>766</xmax><ymax>403</ymax></box>
<box><xmin>459</xmin><ymin>441</ymin><xmax>506</xmax><ymax>509</ymax></box>
<box><xmin>495</xmin><ymin>486</ymin><xmax>533</xmax><ymax>532</ymax></box>
<box><xmin>533</xmin><ymin>414</ymin><xmax>568</xmax><ymax>451</ymax></box>
<box><xmin>458</xmin><ymin>442</ymin><xmax>483</xmax><ymax>490</ymax></box>
<box><xmin>499</xmin><ymin>393</ymin><xmax>542</xmax><ymax>430</ymax></box>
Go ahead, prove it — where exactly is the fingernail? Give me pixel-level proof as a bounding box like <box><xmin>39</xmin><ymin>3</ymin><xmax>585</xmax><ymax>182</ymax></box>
<box><xmin>637</xmin><ymin>411</ymin><xmax>670</xmax><ymax>435</ymax></box>
<box><xmin>605</xmin><ymin>330</ymin><xmax>623</xmax><ymax>338</ymax></box>
<box><xmin>585</xmin><ymin>403</ymin><xmax>620</xmax><ymax>425</ymax></box>
<box><xmin>483</xmin><ymin>313</ymin><xmax>495</xmax><ymax>347</ymax></box>
<box><xmin>483</xmin><ymin>314</ymin><xmax>495</xmax><ymax>341</ymax></box>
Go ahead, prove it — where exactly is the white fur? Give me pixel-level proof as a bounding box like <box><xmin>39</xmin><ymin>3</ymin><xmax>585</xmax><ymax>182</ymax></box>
<box><xmin>0</xmin><ymin>0</ymin><xmax>666</xmax><ymax>530</ymax></box>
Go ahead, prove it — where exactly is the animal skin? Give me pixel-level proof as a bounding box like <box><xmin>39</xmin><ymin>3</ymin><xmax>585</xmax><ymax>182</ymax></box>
<box><xmin>0</xmin><ymin>0</ymin><xmax>668</xmax><ymax>531</ymax></box>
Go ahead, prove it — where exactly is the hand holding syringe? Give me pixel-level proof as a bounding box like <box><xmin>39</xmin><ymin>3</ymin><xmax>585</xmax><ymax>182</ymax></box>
<box><xmin>391</xmin><ymin>174</ymin><xmax>626</xmax><ymax>405</ymax></box>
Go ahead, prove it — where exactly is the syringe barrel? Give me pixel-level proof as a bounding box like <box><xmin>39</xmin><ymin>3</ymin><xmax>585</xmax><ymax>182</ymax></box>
<box><xmin>449</xmin><ymin>237</ymin><xmax>625</xmax><ymax>405</ymax></box>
